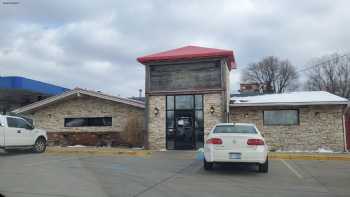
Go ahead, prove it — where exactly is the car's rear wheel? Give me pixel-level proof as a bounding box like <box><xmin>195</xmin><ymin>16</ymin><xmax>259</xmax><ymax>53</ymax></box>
<box><xmin>33</xmin><ymin>137</ymin><xmax>47</xmax><ymax>153</ymax></box>
<box><xmin>258</xmin><ymin>157</ymin><xmax>269</xmax><ymax>173</ymax></box>
<box><xmin>203</xmin><ymin>158</ymin><xmax>213</xmax><ymax>170</ymax></box>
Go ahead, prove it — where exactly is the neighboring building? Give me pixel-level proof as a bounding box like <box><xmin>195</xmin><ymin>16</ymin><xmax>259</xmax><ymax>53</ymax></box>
<box><xmin>13</xmin><ymin>88</ymin><xmax>145</xmax><ymax>146</ymax></box>
<box><xmin>230</xmin><ymin>91</ymin><xmax>349</xmax><ymax>151</ymax></box>
<box><xmin>239</xmin><ymin>83</ymin><xmax>273</xmax><ymax>95</ymax></box>
<box><xmin>0</xmin><ymin>76</ymin><xmax>68</xmax><ymax>114</ymax></box>
<box><xmin>137</xmin><ymin>45</ymin><xmax>236</xmax><ymax>150</ymax></box>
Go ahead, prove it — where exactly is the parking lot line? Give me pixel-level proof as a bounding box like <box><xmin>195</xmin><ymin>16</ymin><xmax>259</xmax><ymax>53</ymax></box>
<box><xmin>280</xmin><ymin>159</ymin><xmax>303</xmax><ymax>179</ymax></box>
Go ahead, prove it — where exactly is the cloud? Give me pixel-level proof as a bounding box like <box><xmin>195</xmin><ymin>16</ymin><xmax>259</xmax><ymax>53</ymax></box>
<box><xmin>1</xmin><ymin>0</ymin><xmax>350</xmax><ymax>96</ymax></box>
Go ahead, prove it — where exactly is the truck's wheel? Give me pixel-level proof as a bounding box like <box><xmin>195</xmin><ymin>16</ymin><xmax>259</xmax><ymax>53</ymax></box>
<box><xmin>33</xmin><ymin>138</ymin><xmax>47</xmax><ymax>153</ymax></box>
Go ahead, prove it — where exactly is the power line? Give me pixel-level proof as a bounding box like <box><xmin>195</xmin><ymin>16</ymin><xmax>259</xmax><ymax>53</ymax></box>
<box><xmin>296</xmin><ymin>53</ymin><xmax>350</xmax><ymax>73</ymax></box>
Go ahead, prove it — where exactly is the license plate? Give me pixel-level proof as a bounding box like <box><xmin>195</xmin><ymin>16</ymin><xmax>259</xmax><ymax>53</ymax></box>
<box><xmin>229</xmin><ymin>153</ymin><xmax>241</xmax><ymax>159</ymax></box>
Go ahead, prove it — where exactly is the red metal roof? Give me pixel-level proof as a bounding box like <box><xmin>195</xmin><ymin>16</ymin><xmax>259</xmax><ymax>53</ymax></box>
<box><xmin>137</xmin><ymin>45</ymin><xmax>236</xmax><ymax>70</ymax></box>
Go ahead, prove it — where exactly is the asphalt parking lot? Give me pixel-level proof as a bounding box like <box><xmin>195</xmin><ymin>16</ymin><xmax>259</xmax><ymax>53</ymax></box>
<box><xmin>0</xmin><ymin>150</ymin><xmax>350</xmax><ymax>197</ymax></box>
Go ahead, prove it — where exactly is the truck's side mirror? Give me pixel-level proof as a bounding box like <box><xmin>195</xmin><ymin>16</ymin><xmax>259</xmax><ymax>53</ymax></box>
<box><xmin>25</xmin><ymin>123</ymin><xmax>34</xmax><ymax>130</ymax></box>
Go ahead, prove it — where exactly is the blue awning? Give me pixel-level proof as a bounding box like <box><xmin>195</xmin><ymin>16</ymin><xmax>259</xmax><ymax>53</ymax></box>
<box><xmin>0</xmin><ymin>76</ymin><xmax>69</xmax><ymax>95</ymax></box>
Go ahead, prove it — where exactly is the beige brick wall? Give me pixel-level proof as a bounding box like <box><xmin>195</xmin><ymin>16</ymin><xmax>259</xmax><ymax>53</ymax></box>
<box><xmin>21</xmin><ymin>95</ymin><xmax>144</xmax><ymax>135</ymax></box>
<box><xmin>147</xmin><ymin>95</ymin><xmax>166</xmax><ymax>150</ymax></box>
<box><xmin>230</xmin><ymin>105</ymin><xmax>346</xmax><ymax>151</ymax></box>
<box><xmin>204</xmin><ymin>93</ymin><xmax>225</xmax><ymax>139</ymax></box>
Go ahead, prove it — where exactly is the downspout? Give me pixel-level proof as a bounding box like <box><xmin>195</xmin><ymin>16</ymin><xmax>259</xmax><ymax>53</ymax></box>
<box><xmin>144</xmin><ymin>95</ymin><xmax>149</xmax><ymax>149</ymax></box>
<box><xmin>343</xmin><ymin>104</ymin><xmax>349</xmax><ymax>152</ymax></box>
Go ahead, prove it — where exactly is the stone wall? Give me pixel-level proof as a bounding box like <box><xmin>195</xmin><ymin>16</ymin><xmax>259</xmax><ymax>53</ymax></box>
<box><xmin>230</xmin><ymin>105</ymin><xmax>346</xmax><ymax>151</ymax></box>
<box><xmin>21</xmin><ymin>95</ymin><xmax>144</xmax><ymax>146</ymax></box>
<box><xmin>47</xmin><ymin>132</ymin><xmax>122</xmax><ymax>146</ymax></box>
<box><xmin>147</xmin><ymin>95</ymin><xmax>166</xmax><ymax>150</ymax></box>
<box><xmin>204</xmin><ymin>93</ymin><xmax>225</xmax><ymax>139</ymax></box>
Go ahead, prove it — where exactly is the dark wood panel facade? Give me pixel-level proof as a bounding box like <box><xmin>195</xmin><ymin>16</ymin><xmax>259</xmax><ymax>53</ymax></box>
<box><xmin>147</xmin><ymin>60</ymin><xmax>223</xmax><ymax>94</ymax></box>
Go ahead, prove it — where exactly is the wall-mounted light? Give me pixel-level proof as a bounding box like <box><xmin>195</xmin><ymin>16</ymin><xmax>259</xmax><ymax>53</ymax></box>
<box><xmin>244</xmin><ymin>113</ymin><xmax>249</xmax><ymax>118</ymax></box>
<box><xmin>154</xmin><ymin>107</ymin><xmax>159</xmax><ymax>116</ymax></box>
<box><xmin>210</xmin><ymin>105</ymin><xmax>215</xmax><ymax>114</ymax></box>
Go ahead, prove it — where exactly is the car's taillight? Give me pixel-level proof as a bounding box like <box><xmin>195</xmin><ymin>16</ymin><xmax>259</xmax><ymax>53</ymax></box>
<box><xmin>206</xmin><ymin>138</ymin><xmax>223</xmax><ymax>145</ymax></box>
<box><xmin>247</xmin><ymin>139</ymin><xmax>265</xmax><ymax>145</ymax></box>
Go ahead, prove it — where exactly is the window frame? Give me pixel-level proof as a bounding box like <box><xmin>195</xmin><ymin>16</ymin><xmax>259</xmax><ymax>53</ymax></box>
<box><xmin>263</xmin><ymin>109</ymin><xmax>300</xmax><ymax>126</ymax></box>
<box><xmin>165</xmin><ymin>94</ymin><xmax>204</xmax><ymax>150</ymax></box>
<box><xmin>64</xmin><ymin>117</ymin><xmax>112</xmax><ymax>127</ymax></box>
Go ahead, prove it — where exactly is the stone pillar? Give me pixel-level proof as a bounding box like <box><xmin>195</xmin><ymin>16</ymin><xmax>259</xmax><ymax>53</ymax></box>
<box><xmin>147</xmin><ymin>95</ymin><xmax>166</xmax><ymax>150</ymax></box>
<box><xmin>203</xmin><ymin>93</ymin><xmax>225</xmax><ymax>140</ymax></box>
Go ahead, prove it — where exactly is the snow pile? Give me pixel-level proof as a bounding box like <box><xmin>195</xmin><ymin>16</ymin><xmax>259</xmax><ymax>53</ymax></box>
<box><xmin>317</xmin><ymin>148</ymin><xmax>334</xmax><ymax>153</ymax></box>
<box><xmin>231</xmin><ymin>91</ymin><xmax>348</xmax><ymax>105</ymax></box>
<box><xmin>67</xmin><ymin>145</ymin><xmax>87</xmax><ymax>148</ymax></box>
<box><xmin>276</xmin><ymin>147</ymin><xmax>337</xmax><ymax>153</ymax></box>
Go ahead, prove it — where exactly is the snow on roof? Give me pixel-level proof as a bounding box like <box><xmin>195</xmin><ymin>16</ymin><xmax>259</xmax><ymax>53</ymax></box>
<box><xmin>230</xmin><ymin>91</ymin><xmax>349</xmax><ymax>106</ymax></box>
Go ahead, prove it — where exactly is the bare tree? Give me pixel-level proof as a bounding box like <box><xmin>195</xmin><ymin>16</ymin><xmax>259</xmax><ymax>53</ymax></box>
<box><xmin>305</xmin><ymin>53</ymin><xmax>350</xmax><ymax>98</ymax></box>
<box><xmin>242</xmin><ymin>56</ymin><xmax>298</xmax><ymax>93</ymax></box>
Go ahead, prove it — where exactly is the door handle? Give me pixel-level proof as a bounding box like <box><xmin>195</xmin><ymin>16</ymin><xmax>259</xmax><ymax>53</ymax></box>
<box><xmin>17</xmin><ymin>130</ymin><xmax>21</xmax><ymax>133</ymax></box>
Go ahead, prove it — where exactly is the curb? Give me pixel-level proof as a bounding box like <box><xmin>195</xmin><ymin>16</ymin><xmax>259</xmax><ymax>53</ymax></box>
<box><xmin>45</xmin><ymin>147</ymin><xmax>152</xmax><ymax>157</ymax></box>
<box><xmin>269</xmin><ymin>152</ymin><xmax>350</xmax><ymax>161</ymax></box>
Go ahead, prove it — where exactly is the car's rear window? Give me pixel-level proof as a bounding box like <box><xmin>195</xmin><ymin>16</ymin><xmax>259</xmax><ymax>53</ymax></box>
<box><xmin>213</xmin><ymin>125</ymin><xmax>257</xmax><ymax>134</ymax></box>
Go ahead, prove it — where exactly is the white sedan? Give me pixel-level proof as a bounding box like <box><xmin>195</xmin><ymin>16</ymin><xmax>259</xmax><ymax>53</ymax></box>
<box><xmin>203</xmin><ymin>123</ymin><xmax>268</xmax><ymax>173</ymax></box>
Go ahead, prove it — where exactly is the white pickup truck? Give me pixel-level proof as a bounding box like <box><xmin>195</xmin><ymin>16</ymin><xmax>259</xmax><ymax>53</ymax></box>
<box><xmin>0</xmin><ymin>115</ymin><xmax>47</xmax><ymax>153</ymax></box>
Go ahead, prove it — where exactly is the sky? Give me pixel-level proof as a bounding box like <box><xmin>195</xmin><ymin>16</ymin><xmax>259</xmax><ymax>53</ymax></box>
<box><xmin>1</xmin><ymin>0</ymin><xmax>350</xmax><ymax>97</ymax></box>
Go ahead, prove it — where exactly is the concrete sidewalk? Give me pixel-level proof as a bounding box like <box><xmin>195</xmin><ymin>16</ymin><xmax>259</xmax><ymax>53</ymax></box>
<box><xmin>45</xmin><ymin>147</ymin><xmax>152</xmax><ymax>157</ymax></box>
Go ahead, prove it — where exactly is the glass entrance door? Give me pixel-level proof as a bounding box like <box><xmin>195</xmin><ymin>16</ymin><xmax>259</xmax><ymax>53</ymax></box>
<box><xmin>174</xmin><ymin>110</ymin><xmax>194</xmax><ymax>150</ymax></box>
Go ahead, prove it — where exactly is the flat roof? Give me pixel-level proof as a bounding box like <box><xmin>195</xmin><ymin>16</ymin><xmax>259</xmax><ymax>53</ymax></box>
<box><xmin>0</xmin><ymin>76</ymin><xmax>69</xmax><ymax>95</ymax></box>
<box><xmin>137</xmin><ymin>45</ymin><xmax>236</xmax><ymax>70</ymax></box>
<box><xmin>230</xmin><ymin>91</ymin><xmax>349</xmax><ymax>107</ymax></box>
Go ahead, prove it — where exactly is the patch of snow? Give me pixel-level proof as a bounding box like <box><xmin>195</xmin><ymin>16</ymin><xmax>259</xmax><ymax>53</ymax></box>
<box><xmin>275</xmin><ymin>148</ymin><xmax>338</xmax><ymax>153</ymax></box>
<box><xmin>231</xmin><ymin>91</ymin><xmax>348</xmax><ymax>105</ymax></box>
<box><xmin>317</xmin><ymin>148</ymin><xmax>334</xmax><ymax>153</ymax></box>
<box><xmin>159</xmin><ymin>149</ymin><xmax>167</xmax><ymax>152</ymax></box>
<box><xmin>132</xmin><ymin>147</ymin><xmax>144</xmax><ymax>150</ymax></box>
<box><xmin>67</xmin><ymin>145</ymin><xmax>87</xmax><ymax>148</ymax></box>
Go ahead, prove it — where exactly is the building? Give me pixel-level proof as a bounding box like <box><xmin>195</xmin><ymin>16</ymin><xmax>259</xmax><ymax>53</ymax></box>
<box><xmin>10</xmin><ymin>45</ymin><xmax>350</xmax><ymax>151</ymax></box>
<box><xmin>230</xmin><ymin>91</ymin><xmax>349</xmax><ymax>151</ymax></box>
<box><xmin>13</xmin><ymin>88</ymin><xmax>145</xmax><ymax>146</ymax></box>
<box><xmin>0</xmin><ymin>76</ymin><xmax>68</xmax><ymax>114</ymax></box>
<box><xmin>137</xmin><ymin>45</ymin><xmax>236</xmax><ymax>150</ymax></box>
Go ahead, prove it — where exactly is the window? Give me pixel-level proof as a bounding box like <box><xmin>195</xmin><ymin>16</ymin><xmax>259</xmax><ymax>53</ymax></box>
<box><xmin>214</xmin><ymin>125</ymin><xmax>257</xmax><ymax>134</ymax></box>
<box><xmin>64</xmin><ymin>117</ymin><xmax>112</xmax><ymax>127</ymax></box>
<box><xmin>7</xmin><ymin>117</ymin><xmax>17</xmax><ymax>128</ymax></box>
<box><xmin>6</xmin><ymin>117</ymin><xmax>33</xmax><ymax>129</ymax></box>
<box><xmin>263</xmin><ymin>110</ymin><xmax>299</xmax><ymax>125</ymax></box>
<box><xmin>175</xmin><ymin>95</ymin><xmax>193</xmax><ymax>110</ymax></box>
